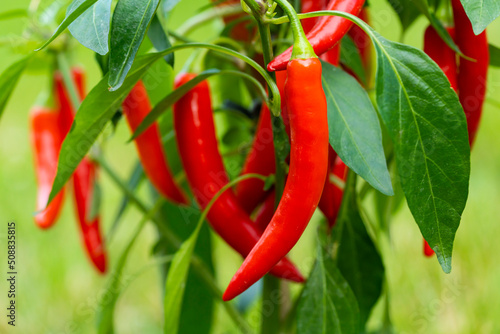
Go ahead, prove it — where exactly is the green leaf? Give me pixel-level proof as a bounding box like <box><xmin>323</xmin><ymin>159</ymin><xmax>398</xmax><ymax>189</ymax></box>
<box><xmin>371</xmin><ymin>30</ymin><xmax>470</xmax><ymax>273</ymax></box>
<box><xmin>335</xmin><ymin>173</ymin><xmax>384</xmax><ymax>326</ymax></box>
<box><xmin>36</xmin><ymin>0</ymin><xmax>99</xmax><ymax>50</ymax></box>
<box><xmin>68</xmin><ymin>0</ymin><xmax>111</xmax><ymax>55</ymax></box>
<box><xmin>0</xmin><ymin>55</ymin><xmax>32</xmax><ymax>121</ymax></box>
<box><xmin>48</xmin><ymin>53</ymin><xmax>160</xmax><ymax>205</ymax></box>
<box><xmin>489</xmin><ymin>44</ymin><xmax>500</xmax><ymax>67</ymax></box>
<box><xmin>340</xmin><ymin>35</ymin><xmax>366</xmax><ymax>85</ymax></box>
<box><xmin>297</xmin><ymin>244</ymin><xmax>360</xmax><ymax>334</ymax></box>
<box><xmin>387</xmin><ymin>0</ymin><xmax>421</xmax><ymax>32</ymax></box>
<box><xmin>321</xmin><ymin>61</ymin><xmax>393</xmax><ymax>196</ymax></box>
<box><xmin>163</xmin><ymin>209</ymin><xmax>205</xmax><ymax>334</ymax></box>
<box><xmin>148</xmin><ymin>14</ymin><xmax>174</xmax><ymax>66</ymax></box>
<box><xmin>108</xmin><ymin>0</ymin><xmax>161</xmax><ymax>90</ymax></box>
<box><xmin>155</xmin><ymin>201</ymin><xmax>214</xmax><ymax>334</ymax></box>
<box><xmin>132</xmin><ymin>69</ymin><xmax>267</xmax><ymax>139</ymax></box>
<box><xmin>460</xmin><ymin>0</ymin><xmax>500</xmax><ymax>35</ymax></box>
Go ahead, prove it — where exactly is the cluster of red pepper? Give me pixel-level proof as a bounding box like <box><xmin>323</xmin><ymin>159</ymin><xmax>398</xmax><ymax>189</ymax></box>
<box><xmin>31</xmin><ymin>0</ymin><xmax>489</xmax><ymax>301</ymax></box>
<box><xmin>30</xmin><ymin>68</ymin><xmax>106</xmax><ymax>273</ymax></box>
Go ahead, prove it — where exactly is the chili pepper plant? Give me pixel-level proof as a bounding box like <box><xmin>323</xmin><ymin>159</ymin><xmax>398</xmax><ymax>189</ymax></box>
<box><xmin>1</xmin><ymin>0</ymin><xmax>499</xmax><ymax>333</ymax></box>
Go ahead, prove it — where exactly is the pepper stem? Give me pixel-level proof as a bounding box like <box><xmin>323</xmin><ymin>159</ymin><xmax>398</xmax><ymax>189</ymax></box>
<box><xmin>271</xmin><ymin>0</ymin><xmax>316</xmax><ymax>60</ymax></box>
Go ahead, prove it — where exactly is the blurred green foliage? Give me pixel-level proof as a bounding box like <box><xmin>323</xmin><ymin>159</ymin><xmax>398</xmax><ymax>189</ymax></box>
<box><xmin>0</xmin><ymin>0</ymin><xmax>499</xmax><ymax>333</ymax></box>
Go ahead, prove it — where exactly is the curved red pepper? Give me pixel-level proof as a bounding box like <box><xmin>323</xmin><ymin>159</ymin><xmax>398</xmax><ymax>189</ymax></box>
<box><xmin>30</xmin><ymin>107</ymin><xmax>65</xmax><ymax>229</ymax></box>
<box><xmin>301</xmin><ymin>0</ymin><xmax>340</xmax><ymax>64</ymax></box>
<box><xmin>318</xmin><ymin>154</ymin><xmax>348</xmax><ymax>227</ymax></box>
<box><xmin>452</xmin><ymin>0</ymin><xmax>489</xmax><ymax>146</ymax></box>
<box><xmin>211</xmin><ymin>0</ymin><xmax>253</xmax><ymax>42</ymax></box>
<box><xmin>73</xmin><ymin>158</ymin><xmax>107</xmax><ymax>273</ymax></box>
<box><xmin>173</xmin><ymin>73</ymin><xmax>304</xmax><ymax>283</ymax></box>
<box><xmin>423</xmin><ymin>239</ymin><xmax>434</xmax><ymax>257</ymax></box>
<box><xmin>224</xmin><ymin>58</ymin><xmax>329</xmax><ymax>300</ymax></box>
<box><xmin>347</xmin><ymin>7</ymin><xmax>371</xmax><ymax>74</ymax></box>
<box><xmin>268</xmin><ymin>0</ymin><xmax>364</xmax><ymax>71</ymax></box>
<box><xmin>55</xmin><ymin>68</ymin><xmax>107</xmax><ymax>273</ymax></box>
<box><xmin>301</xmin><ymin>0</ymin><xmax>328</xmax><ymax>33</ymax></box>
<box><xmin>235</xmin><ymin>103</ymin><xmax>275</xmax><ymax>213</ymax></box>
<box><xmin>122</xmin><ymin>81</ymin><xmax>188</xmax><ymax>204</ymax></box>
<box><xmin>424</xmin><ymin>26</ymin><xmax>458</xmax><ymax>91</ymax></box>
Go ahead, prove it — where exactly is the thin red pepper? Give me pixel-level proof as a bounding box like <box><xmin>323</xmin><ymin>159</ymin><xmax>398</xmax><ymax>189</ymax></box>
<box><xmin>30</xmin><ymin>106</ymin><xmax>65</xmax><ymax>229</ymax></box>
<box><xmin>452</xmin><ymin>0</ymin><xmax>489</xmax><ymax>146</ymax></box>
<box><xmin>424</xmin><ymin>26</ymin><xmax>458</xmax><ymax>91</ymax></box>
<box><xmin>268</xmin><ymin>0</ymin><xmax>364</xmax><ymax>71</ymax></box>
<box><xmin>235</xmin><ymin>103</ymin><xmax>275</xmax><ymax>213</ymax></box>
<box><xmin>55</xmin><ymin>68</ymin><xmax>107</xmax><ymax>273</ymax></box>
<box><xmin>319</xmin><ymin>154</ymin><xmax>348</xmax><ymax>227</ymax></box>
<box><xmin>173</xmin><ymin>73</ymin><xmax>304</xmax><ymax>283</ymax></box>
<box><xmin>301</xmin><ymin>0</ymin><xmax>340</xmax><ymax>64</ymax></box>
<box><xmin>211</xmin><ymin>0</ymin><xmax>253</xmax><ymax>42</ymax></box>
<box><xmin>347</xmin><ymin>7</ymin><xmax>371</xmax><ymax>74</ymax></box>
<box><xmin>224</xmin><ymin>56</ymin><xmax>329</xmax><ymax>300</ymax></box>
<box><xmin>73</xmin><ymin>158</ymin><xmax>107</xmax><ymax>273</ymax></box>
<box><xmin>122</xmin><ymin>81</ymin><xmax>188</xmax><ymax>204</ymax></box>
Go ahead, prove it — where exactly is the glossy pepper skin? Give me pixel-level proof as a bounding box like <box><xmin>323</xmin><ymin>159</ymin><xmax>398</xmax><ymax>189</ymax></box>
<box><xmin>301</xmin><ymin>0</ymin><xmax>340</xmax><ymax>64</ymax></box>
<box><xmin>55</xmin><ymin>68</ymin><xmax>107</xmax><ymax>273</ymax></box>
<box><xmin>30</xmin><ymin>107</ymin><xmax>65</xmax><ymax>229</ymax></box>
<box><xmin>173</xmin><ymin>73</ymin><xmax>304</xmax><ymax>283</ymax></box>
<box><xmin>224</xmin><ymin>58</ymin><xmax>329</xmax><ymax>301</ymax></box>
<box><xmin>268</xmin><ymin>0</ymin><xmax>364</xmax><ymax>71</ymax></box>
<box><xmin>423</xmin><ymin>240</ymin><xmax>434</xmax><ymax>257</ymax></box>
<box><xmin>318</xmin><ymin>155</ymin><xmax>348</xmax><ymax>227</ymax></box>
<box><xmin>122</xmin><ymin>81</ymin><xmax>187</xmax><ymax>204</ymax></box>
<box><xmin>235</xmin><ymin>103</ymin><xmax>275</xmax><ymax>213</ymax></box>
<box><xmin>452</xmin><ymin>0</ymin><xmax>489</xmax><ymax>146</ymax></box>
<box><xmin>73</xmin><ymin>159</ymin><xmax>107</xmax><ymax>273</ymax></box>
<box><xmin>424</xmin><ymin>26</ymin><xmax>458</xmax><ymax>91</ymax></box>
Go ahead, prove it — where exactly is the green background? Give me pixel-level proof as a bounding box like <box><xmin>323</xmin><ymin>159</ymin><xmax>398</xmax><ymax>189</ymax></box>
<box><xmin>0</xmin><ymin>0</ymin><xmax>499</xmax><ymax>333</ymax></box>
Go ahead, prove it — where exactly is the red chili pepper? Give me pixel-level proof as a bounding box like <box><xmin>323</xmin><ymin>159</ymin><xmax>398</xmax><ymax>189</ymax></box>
<box><xmin>423</xmin><ymin>239</ymin><xmax>434</xmax><ymax>257</ymax></box>
<box><xmin>54</xmin><ymin>68</ymin><xmax>85</xmax><ymax>135</ymax></box>
<box><xmin>235</xmin><ymin>103</ymin><xmax>275</xmax><ymax>213</ymax></box>
<box><xmin>173</xmin><ymin>73</ymin><xmax>304</xmax><ymax>283</ymax></box>
<box><xmin>55</xmin><ymin>68</ymin><xmax>107</xmax><ymax>273</ymax></box>
<box><xmin>30</xmin><ymin>106</ymin><xmax>65</xmax><ymax>229</ymax></box>
<box><xmin>301</xmin><ymin>0</ymin><xmax>328</xmax><ymax>34</ymax></box>
<box><xmin>224</xmin><ymin>57</ymin><xmax>329</xmax><ymax>301</ymax></box>
<box><xmin>318</xmin><ymin>154</ymin><xmax>348</xmax><ymax>227</ymax></box>
<box><xmin>73</xmin><ymin>158</ymin><xmax>107</xmax><ymax>273</ymax></box>
<box><xmin>122</xmin><ymin>81</ymin><xmax>188</xmax><ymax>204</ymax></box>
<box><xmin>211</xmin><ymin>0</ymin><xmax>253</xmax><ymax>41</ymax></box>
<box><xmin>452</xmin><ymin>0</ymin><xmax>489</xmax><ymax>146</ymax></box>
<box><xmin>424</xmin><ymin>26</ymin><xmax>458</xmax><ymax>91</ymax></box>
<box><xmin>301</xmin><ymin>0</ymin><xmax>340</xmax><ymax>65</ymax></box>
<box><xmin>347</xmin><ymin>7</ymin><xmax>371</xmax><ymax>74</ymax></box>
<box><xmin>268</xmin><ymin>0</ymin><xmax>365</xmax><ymax>71</ymax></box>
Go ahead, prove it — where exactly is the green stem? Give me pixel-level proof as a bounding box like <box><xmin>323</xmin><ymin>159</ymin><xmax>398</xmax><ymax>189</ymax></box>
<box><xmin>97</xmin><ymin>156</ymin><xmax>254</xmax><ymax>333</ymax></box>
<box><xmin>56</xmin><ymin>52</ymin><xmax>81</xmax><ymax>112</ymax></box>
<box><xmin>176</xmin><ymin>4</ymin><xmax>244</xmax><ymax>36</ymax></box>
<box><xmin>272</xmin><ymin>0</ymin><xmax>315</xmax><ymax>59</ymax></box>
<box><xmin>261</xmin><ymin>275</ymin><xmax>281</xmax><ymax>334</ymax></box>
